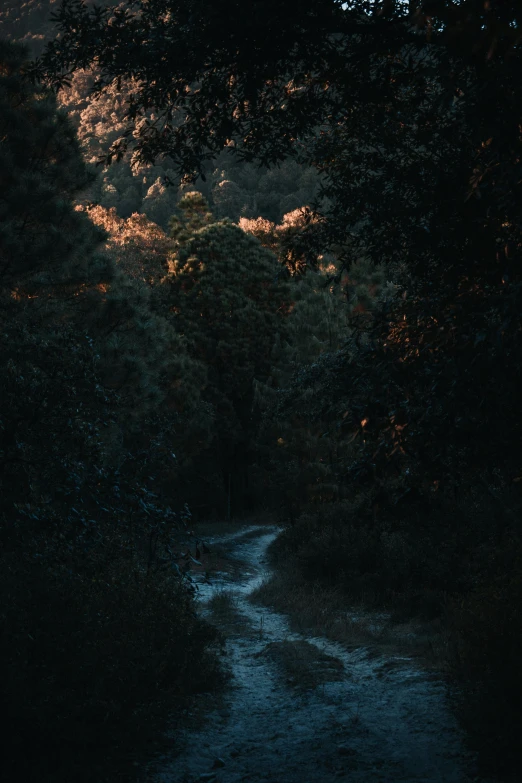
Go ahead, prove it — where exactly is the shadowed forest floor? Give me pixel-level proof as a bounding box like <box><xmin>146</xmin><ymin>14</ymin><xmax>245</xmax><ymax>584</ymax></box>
<box><xmin>147</xmin><ymin>523</ymin><xmax>489</xmax><ymax>783</ymax></box>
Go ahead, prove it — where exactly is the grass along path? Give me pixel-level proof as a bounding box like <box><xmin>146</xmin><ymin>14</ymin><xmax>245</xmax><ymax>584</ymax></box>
<box><xmin>148</xmin><ymin>523</ymin><xmax>484</xmax><ymax>783</ymax></box>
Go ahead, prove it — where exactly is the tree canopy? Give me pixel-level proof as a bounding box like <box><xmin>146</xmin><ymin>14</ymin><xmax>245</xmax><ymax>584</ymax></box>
<box><xmin>32</xmin><ymin>1</ymin><xmax>522</xmax><ymax>279</ymax></box>
<box><xmin>2</xmin><ymin>1</ymin><xmax>522</xmax><ymax>777</ymax></box>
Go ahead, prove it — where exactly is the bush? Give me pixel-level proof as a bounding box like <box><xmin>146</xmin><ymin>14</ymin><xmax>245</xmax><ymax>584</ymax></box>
<box><xmin>1</xmin><ymin>535</ymin><xmax>223</xmax><ymax>781</ymax></box>
<box><xmin>447</xmin><ymin>534</ymin><xmax>522</xmax><ymax>778</ymax></box>
<box><xmin>271</xmin><ymin>490</ymin><xmax>522</xmax><ymax>613</ymax></box>
<box><xmin>272</xmin><ymin>491</ymin><xmax>522</xmax><ymax>779</ymax></box>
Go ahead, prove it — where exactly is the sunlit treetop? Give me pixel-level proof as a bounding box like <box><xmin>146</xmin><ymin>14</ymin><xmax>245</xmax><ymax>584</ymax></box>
<box><xmin>34</xmin><ymin>0</ymin><xmax>349</xmax><ymax>176</ymax></box>
<box><xmin>33</xmin><ymin>0</ymin><xmax>522</xmax><ymax>181</ymax></box>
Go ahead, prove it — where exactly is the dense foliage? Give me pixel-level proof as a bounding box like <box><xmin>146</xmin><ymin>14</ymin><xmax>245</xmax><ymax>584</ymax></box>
<box><xmin>1</xmin><ymin>0</ymin><xmax>522</xmax><ymax>779</ymax></box>
<box><xmin>0</xmin><ymin>42</ymin><xmax>222</xmax><ymax>782</ymax></box>
<box><xmin>163</xmin><ymin>192</ymin><xmax>290</xmax><ymax>514</ymax></box>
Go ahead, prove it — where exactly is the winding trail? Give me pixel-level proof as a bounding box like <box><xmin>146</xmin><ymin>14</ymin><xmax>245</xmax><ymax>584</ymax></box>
<box><xmin>152</xmin><ymin>524</ymin><xmax>479</xmax><ymax>783</ymax></box>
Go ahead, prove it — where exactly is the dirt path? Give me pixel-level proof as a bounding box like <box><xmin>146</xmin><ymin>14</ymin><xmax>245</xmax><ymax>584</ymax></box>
<box><xmin>151</xmin><ymin>524</ymin><xmax>480</xmax><ymax>783</ymax></box>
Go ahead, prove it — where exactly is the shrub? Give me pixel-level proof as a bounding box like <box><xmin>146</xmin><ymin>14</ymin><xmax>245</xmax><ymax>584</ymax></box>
<box><xmin>447</xmin><ymin>533</ymin><xmax>522</xmax><ymax>777</ymax></box>
<box><xmin>1</xmin><ymin>535</ymin><xmax>223</xmax><ymax>781</ymax></box>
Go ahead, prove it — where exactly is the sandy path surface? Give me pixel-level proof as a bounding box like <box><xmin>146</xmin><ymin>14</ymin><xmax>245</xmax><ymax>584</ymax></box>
<box><xmin>150</xmin><ymin>524</ymin><xmax>480</xmax><ymax>783</ymax></box>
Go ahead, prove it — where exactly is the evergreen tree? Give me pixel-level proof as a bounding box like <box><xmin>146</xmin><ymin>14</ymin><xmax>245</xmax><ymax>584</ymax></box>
<box><xmin>0</xmin><ymin>39</ymin><xmax>204</xmax><ymax>420</ymax></box>
<box><xmin>211</xmin><ymin>176</ymin><xmax>248</xmax><ymax>222</ymax></box>
<box><xmin>0</xmin><ymin>39</ymin><xmax>108</xmax><ymax>292</ymax></box>
<box><xmin>142</xmin><ymin>175</ymin><xmax>179</xmax><ymax>228</ymax></box>
<box><xmin>163</xmin><ymin>191</ymin><xmax>289</xmax><ymax>513</ymax></box>
<box><xmin>249</xmin><ymin>215</ymin><xmax>394</xmax><ymax>518</ymax></box>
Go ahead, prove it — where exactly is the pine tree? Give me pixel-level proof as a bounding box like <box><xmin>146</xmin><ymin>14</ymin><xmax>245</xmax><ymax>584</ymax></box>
<box><xmin>142</xmin><ymin>175</ymin><xmax>179</xmax><ymax>229</ymax></box>
<box><xmin>0</xmin><ymin>40</ymin><xmax>109</xmax><ymax>293</ymax></box>
<box><xmin>163</xmin><ymin>191</ymin><xmax>289</xmax><ymax>513</ymax></box>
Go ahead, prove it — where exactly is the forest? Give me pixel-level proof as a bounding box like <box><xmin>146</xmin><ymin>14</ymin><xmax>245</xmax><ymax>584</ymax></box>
<box><xmin>1</xmin><ymin>1</ymin><xmax>521</xmax><ymax>781</ymax></box>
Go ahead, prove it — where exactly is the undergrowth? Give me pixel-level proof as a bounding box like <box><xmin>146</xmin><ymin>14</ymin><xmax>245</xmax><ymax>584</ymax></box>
<box><xmin>1</xmin><ymin>537</ymin><xmax>225</xmax><ymax>782</ymax></box>
<box><xmin>269</xmin><ymin>491</ymin><xmax>522</xmax><ymax>779</ymax></box>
